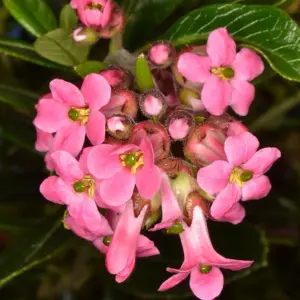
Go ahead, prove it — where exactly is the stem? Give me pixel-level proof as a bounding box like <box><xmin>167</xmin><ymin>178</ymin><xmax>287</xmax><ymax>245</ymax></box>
<box><xmin>250</xmin><ymin>92</ymin><xmax>300</xmax><ymax>132</ymax></box>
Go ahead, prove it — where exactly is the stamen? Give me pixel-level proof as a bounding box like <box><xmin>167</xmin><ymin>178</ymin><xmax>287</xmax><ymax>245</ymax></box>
<box><xmin>229</xmin><ymin>167</ymin><xmax>253</xmax><ymax>187</ymax></box>
<box><xmin>72</xmin><ymin>175</ymin><xmax>95</xmax><ymax>198</ymax></box>
<box><xmin>199</xmin><ymin>265</ymin><xmax>212</xmax><ymax>274</ymax></box>
<box><xmin>68</xmin><ymin>108</ymin><xmax>90</xmax><ymax>125</ymax></box>
<box><xmin>120</xmin><ymin>151</ymin><xmax>144</xmax><ymax>174</ymax></box>
<box><xmin>103</xmin><ymin>236</ymin><xmax>112</xmax><ymax>246</ymax></box>
<box><xmin>85</xmin><ymin>2</ymin><xmax>104</xmax><ymax>11</ymax></box>
<box><xmin>211</xmin><ymin>67</ymin><xmax>235</xmax><ymax>80</ymax></box>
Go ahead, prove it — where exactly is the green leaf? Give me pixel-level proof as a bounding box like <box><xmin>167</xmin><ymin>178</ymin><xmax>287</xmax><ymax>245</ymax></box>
<box><xmin>60</xmin><ymin>4</ymin><xmax>78</xmax><ymax>31</ymax></box>
<box><xmin>3</xmin><ymin>0</ymin><xmax>57</xmax><ymax>37</ymax></box>
<box><xmin>0</xmin><ymin>37</ymin><xmax>66</xmax><ymax>69</ymax></box>
<box><xmin>165</xmin><ymin>4</ymin><xmax>300</xmax><ymax>82</ymax></box>
<box><xmin>0</xmin><ymin>84</ymin><xmax>38</xmax><ymax>116</ymax></box>
<box><xmin>34</xmin><ymin>28</ymin><xmax>90</xmax><ymax>66</ymax></box>
<box><xmin>75</xmin><ymin>61</ymin><xmax>108</xmax><ymax>78</ymax></box>
<box><xmin>121</xmin><ymin>0</ymin><xmax>183</xmax><ymax>50</ymax></box>
<box><xmin>135</xmin><ymin>54</ymin><xmax>155</xmax><ymax>91</ymax></box>
<box><xmin>0</xmin><ymin>211</ymin><xmax>70</xmax><ymax>287</ymax></box>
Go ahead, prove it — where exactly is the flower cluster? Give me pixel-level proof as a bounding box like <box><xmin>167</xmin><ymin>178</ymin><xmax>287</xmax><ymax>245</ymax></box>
<box><xmin>34</xmin><ymin>27</ymin><xmax>281</xmax><ymax>300</ymax></box>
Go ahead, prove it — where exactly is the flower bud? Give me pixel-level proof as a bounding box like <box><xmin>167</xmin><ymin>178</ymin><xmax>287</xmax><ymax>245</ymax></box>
<box><xmin>99</xmin><ymin>66</ymin><xmax>131</xmax><ymax>89</ymax></box>
<box><xmin>72</xmin><ymin>26</ymin><xmax>99</xmax><ymax>45</ymax></box>
<box><xmin>185</xmin><ymin>192</ymin><xmax>211</xmax><ymax>220</ymax></box>
<box><xmin>166</xmin><ymin>110</ymin><xmax>195</xmax><ymax>141</ymax></box>
<box><xmin>184</xmin><ymin>124</ymin><xmax>227</xmax><ymax>167</ymax></box>
<box><xmin>179</xmin><ymin>88</ymin><xmax>205</xmax><ymax>112</ymax></box>
<box><xmin>101</xmin><ymin>89</ymin><xmax>138</xmax><ymax>118</ymax></box>
<box><xmin>139</xmin><ymin>90</ymin><xmax>166</xmax><ymax>119</ymax></box>
<box><xmin>148</xmin><ymin>41</ymin><xmax>175</xmax><ymax>68</ymax></box>
<box><xmin>157</xmin><ymin>157</ymin><xmax>193</xmax><ymax>178</ymax></box>
<box><xmin>107</xmin><ymin>113</ymin><xmax>134</xmax><ymax>140</ymax></box>
<box><xmin>129</xmin><ymin>121</ymin><xmax>171</xmax><ymax>161</ymax></box>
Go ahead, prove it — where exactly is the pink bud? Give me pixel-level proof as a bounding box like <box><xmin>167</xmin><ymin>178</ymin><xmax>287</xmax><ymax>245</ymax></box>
<box><xmin>157</xmin><ymin>157</ymin><xmax>193</xmax><ymax>178</ymax></box>
<box><xmin>129</xmin><ymin>121</ymin><xmax>171</xmax><ymax>161</ymax></box>
<box><xmin>184</xmin><ymin>124</ymin><xmax>227</xmax><ymax>167</ymax></box>
<box><xmin>107</xmin><ymin>114</ymin><xmax>134</xmax><ymax>140</ymax></box>
<box><xmin>99</xmin><ymin>66</ymin><xmax>130</xmax><ymax>89</ymax></box>
<box><xmin>140</xmin><ymin>90</ymin><xmax>166</xmax><ymax>119</ymax></box>
<box><xmin>148</xmin><ymin>41</ymin><xmax>175</xmax><ymax>67</ymax></box>
<box><xmin>166</xmin><ymin>110</ymin><xmax>194</xmax><ymax>141</ymax></box>
<box><xmin>72</xmin><ymin>26</ymin><xmax>99</xmax><ymax>45</ymax></box>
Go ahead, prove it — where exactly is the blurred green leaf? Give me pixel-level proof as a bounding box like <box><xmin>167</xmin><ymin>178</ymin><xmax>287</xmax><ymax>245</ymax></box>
<box><xmin>135</xmin><ymin>54</ymin><xmax>154</xmax><ymax>91</ymax></box>
<box><xmin>60</xmin><ymin>4</ymin><xmax>78</xmax><ymax>31</ymax></box>
<box><xmin>0</xmin><ymin>210</ymin><xmax>70</xmax><ymax>287</ymax></box>
<box><xmin>0</xmin><ymin>218</ymin><xmax>34</xmax><ymax>232</ymax></box>
<box><xmin>120</xmin><ymin>0</ymin><xmax>183</xmax><ymax>50</ymax></box>
<box><xmin>0</xmin><ymin>37</ymin><xmax>65</xmax><ymax>69</ymax></box>
<box><xmin>34</xmin><ymin>28</ymin><xmax>90</xmax><ymax>66</ymax></box>
<box><xmin>165</xmin><ymin>4</ymin><xmax>300</xmax><ymax>82</ymax></box>
<box><xmin>3</xmin><ymin>0</ymin><xmax>57</xmax><ymax>37</ymax></box>
<box><xmin>0</xmin><ymin>84</ymin><xmax>38</xmax><ymax>116</ymax></box>
<box><xmin>75</xmin><ymin>61</ymin><xmax>107</xmax><ymax>78</ymax></box>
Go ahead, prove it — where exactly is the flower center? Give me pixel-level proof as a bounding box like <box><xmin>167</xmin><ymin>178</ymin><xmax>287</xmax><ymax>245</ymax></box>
<box><xmin>103</xmin><ymin>236</ymin><xmax>112</xmax><ymax>246</ymax></box>
<box><xmin>120</xmin><ymin>151</ymin><xmax>144</xmax><ymax>174</ymax></box>
<box><xmin>73</xmin><ymin>175</ymin><xmax>95</xmax><ymax>198</ymax></box>
<box><xmin>229</xmin><ymin>167</ymin><xmax>253</xmax><ymax>187</ymax></box>
<box><xmin>68</xmin><ymin>108</ymin><xmax>90</xmax><ymax>125</ymax></box>
<box><xmin>85</xmin><ymin>1</ymin><xmax>104</xmax><ymax>11</ymax></box>
<box><xmin>211</xmin><ymin>67</ymin><xmax>235</xmax><ymax>80</ymax></box>
<box><xmin>199</xmin><ymin>265</ymin><xmax>212</xmax><ymax>274</ymax></box>
<box><xmin>166</xmin><ymin>220</ymin><xmax>184</xmax><ymax>235</ymax></box>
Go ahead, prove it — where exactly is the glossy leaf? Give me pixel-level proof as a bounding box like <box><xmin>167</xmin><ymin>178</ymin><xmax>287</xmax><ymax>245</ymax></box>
<box><xmin>34</xmin><ymin>28</ymin><xmax>90</xmax><ymax>66</ymax></box>
<box><xmin>60</xmin><ymin>4</ymin><xmax>78</xmax><ymax>31</ymax></box>
<box><xmin>75</xmin><ymin>61</ymin><xmax>108</xmax><ymax>78</ymax></box>
<box><xmin>120</xmin><ymin>0</ymin><xmax>183</xmax><ymax>50</ymax></box>
<box><xmin>165</xmin><ymin>4</ymin><xmax>300</xmax><ymax>82</ymax></box>
<box><xmin>0</xmin><ymin>210</ymin><xmax>70</xmax><ymax>287</ymax></box>
<box><xmin>0</xmin><ymin>37</ymin><xmax>65</xmax><ymax>69</ymax></box>
<box><xmin>3</xmin><ymin>0</ymin><xmax>57</xmax><ymax>37</ymax></box>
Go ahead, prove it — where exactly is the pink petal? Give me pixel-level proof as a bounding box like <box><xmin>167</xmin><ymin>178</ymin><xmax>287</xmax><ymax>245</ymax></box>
<box><xmin>81</xmin><ymin>74</ymin><xmax>111</xmax><ymax>110</ymax></box>
<box><xmin>86</xmin><ymin>111</ymin><xmax>106</xmax><ymax>145</ymax></box>
<box><xmin>115</xmin><ymin>254</ymin><xmax>136</xmax><ymax>283</ymax></box>
<box><xmin>189</xmin><ymin>267</ymin><xmax>224</xmax><ymax>300</ymax></box>
<box><xmin>177</xmin><ymin>53</ymin><xmax>211</xmax><ymax>83</ymax></box>
<box><xmin>210</xmin><ymin>183</ymin><xmax>241</xmax><ymax>220</ymax></box>
<box><xmin>40</xmin><ymin>176</ymin><xmax>67</xmax><ymax>205</ymax></box>
<box><xmin>197</xmin><ymin>161</ymin><xmax>232</xmax><ymax>196</ymax></box>
<box><xmin>79</xmin><ymin>147</ymin><xmax>93</xmax><ymax>174</ymax></box>
<box><xmin>149</xmin><ymin>174</ymin><xmax>182</xmax><ymax>231</ymax></box>
<box><xmin>52</xmin><ymin>122</ymin><xmax>86</xmax><ymax>158</ymax></box>
<box><xmin>136</xmin><ymin>165</ymin><xmax>162</xmax><ymax>199</ymax></box>
<box><xmin>136</xmin><ymin>235</ymin><xmax>160</xmax><ymax>257</ymax></box>
<box><xmin>100</xmin><ymin>169</ymin><xmax>135</xmax><ymax>206</ymax></box>
<box><xmin>158</xmin><ymin>272</ymin><xmax>189</xmax><ymax>292</ymax></box>
<box><xmin>101</xmin><ymin>0</ymin><xmax>113</xmax><ymax>27</ymax></box>
<box><xmin>242</xmin><ymin>147</ymin><xmax>281</xmax><ymax>176</ymax></box>
<box><xmin>242</xmin><ymin>175</ymin><xmax>271</xmax><ymax>201</ymax></box>
<box><xmin>232</xmin><ymin>48</ymin><xmax>264</xmax><ymax>81</ymax></box>
<box><xmin>51</xmin><ymin>151</ymin><xmax>84</xmax><ymax>182</ymax></box>
<box><xmin>50</xmin><ymin>79</ymin><xmax>85</xmax><ymax>107</ymax></box>
<box><xmin>79</xmin><ymin>8</ymin><xmax>102</xmax><ymax>27</ymax></box>
<box><xmin>105</xmin><ymin>202</ymin><xmax>148</xmax><ymax>274</ymax></box>
<box><xmin>110</xmin><ymin>143</ymin><xmax>139</xmax><ymax>155</ymax></box>
<box><xmin>35</xmin><ymin>129</ymin><xmax>53</xmax><ymax>152</ymax></box>
<box><xmin>33</xmin><ymin>98</ymin><xmax>68</xmax><ymax>133</ymax></box>
<box><xmin>227</xmin><ymin>121</ymin><xmax>248</xmax><ymax>136</ymax></box>
<box><xmin>219</xmin><ymin>203</ymin><xmax>245</xmax><ymax>224</ymax></box>
<box><xmin>207</xmin><ymin>28</ymin><xmax>236</xmax><ymax>66</ymax></box>
<box><xmin>87</xmin><ymin>144</ymin><xmax>122</xmax><ymax>179</ymax></box>
<box><xmin>201</xmin><ymin>76</ymin><xmax>231</xmax><ymax>116</ymax></box>
<box><xmin>230</xmin><ymin>80</ymin><xmax>255</xmax><ymax>116</ymax></box>
<box><xmin>93</xmin><ymin>237</ymin><xmax>108</xmax><ymax>254</ymax></box>
<box><xmin>224</xmin><ymin>132</ymin><xmax>259</xmax><ymax>166</ymax></box>
<box><xmin>139</xmin><ymin>137</ymin><xmax>155</xmax><ymax>168</ymax></box>
<box><xmin>45</xmin><ymin>152</ymin><xmax>55</xmax><ymax>171</ymax></box>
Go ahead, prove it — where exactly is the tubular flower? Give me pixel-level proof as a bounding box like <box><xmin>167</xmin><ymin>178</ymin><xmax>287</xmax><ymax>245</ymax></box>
<box><xmin>197</xmin><ymin>132</ymin><xmax>281</xmax><ymax>224</ymax></box>
<box><xmin>178</xmin><ymin>28</ymin><xmax>264</xmax><ymax>116</ymax></box>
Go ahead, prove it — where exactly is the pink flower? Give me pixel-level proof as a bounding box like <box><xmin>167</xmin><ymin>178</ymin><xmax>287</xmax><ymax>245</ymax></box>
<box><xmin>87</xmin><ymin>137</ymin><xmax>162</xmax><ymax>207</ymax></box>
<box><xmin>177</xmin><ymin>28</ymin><xmax>264</xmax><ymax>116</ymax></box>
<box><xmin>34</xmin><ymin>74</ymin><xmax>111</xmax><ymax>155</ymax></box>
<box><xmin>35</xmin><ymin>128</ymin><xmax>53</xmax><ymax>152</ymax></box>
<box><xmin>159</xmin><ymin>206</ymin><xmax>252</xmax><ymax>300</ymax></box>
<box><xmin>71</xmin><ymin>0</ymin><xmax>113</xmax><ymax>28</ymax></box>
<box><xmin>197</xmin><ymin>132</ymin><xmax>281</xmax><ymax>224</ymax></box>
<box><xmin>105</xmin><ymin>200</ymin><xmax>159</xmax><ymax>283</ymax></box>
<box><xmin>40</xmin><ymin>150</ymin><xmax>111</xmax><ymax>232</ymax></box>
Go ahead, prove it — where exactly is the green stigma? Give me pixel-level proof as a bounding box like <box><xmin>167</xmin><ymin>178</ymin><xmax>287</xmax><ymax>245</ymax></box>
<box><xmin>73</xmin><ymin>181</ymin><xmax>86</xmax><ymax>193</ymax></box>
<box><xmin>240</xmin><ymin>170</ymin><xmax>253</xmax><ymax>182</ymax></box>
<box><xmin>167</xmin><ymin>221</ymin><xmax>184</xmax><ymax>235</ymax></box>
<box><xmin>124</xmin><ymin>153</ymin><xmax>137</xmax><ymax>167</ymax></box>
<box><xmin>222</xmin><ymin>67</ymin><xmax>235</xmax><ymax>79</ymax></box>
<box><xmin>103</xmin><ymin>236</ymin><xmax>112</xmax><ymax>246</ymax></box>
<box><xmin>68</xmin><ymin>108</ymin><xmax>79</xmax><ymax>121</ymax></box>
<box><xmin>199</xmin><ymin>265</ymin><xmax>212</xmax><ymax>274</ymax></box>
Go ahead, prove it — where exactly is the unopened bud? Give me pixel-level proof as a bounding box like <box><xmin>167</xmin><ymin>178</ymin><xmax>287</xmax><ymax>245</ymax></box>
<box><xmin>185</xmin><ymin>192</ymin><xmax>211</xmax><ymax>220</ymax></box>
<box><xmin>184</xmin><ymin>124</ymin><xmax>226</xmax><ymax>167</ymax></box>
<box><xmin>102</xmin><ymin>89</ymin><xmax>138</xmax><ymax>118</ymax></box>
<box><xmin>72</xmin><ymin>26</ymin><xmax>99</xmax><ymax>45</ymax></box>
<box><xmin>107</xmin><ymin>114</ymin><xmax>134</xmax><ymax>140</ymax></box>
<box><xmin>129</xmin><ymin>121</ymin><xmax>171</xmax><ymax>161</ymax></box>
<box><xmin>167</xmin><ymin>110</ymin><xmax>195</xmax><ymax>141</ymax></box>
<box><xmin>139</xmin><ymin>90</ymin><xmax>166</xmax><ymax>119</ymax></box>
<box><xmin>99</xmin><ymin>66</ymin><xmax>131</xmax><ymax>89</ymax></box>
<box><xmin>179</xmin><ymin>88</ymin><xmax>204</xmax><ymax>112</ymax></box>
<box><xmin>148</xmin><ymin>41</ymin><xmax>175</xmax><ymax>68</ymax></box>
<box><xmin>157</xmin><ymin>157</ymin><xmax>193</xmax><ymax>178</ymax></box>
